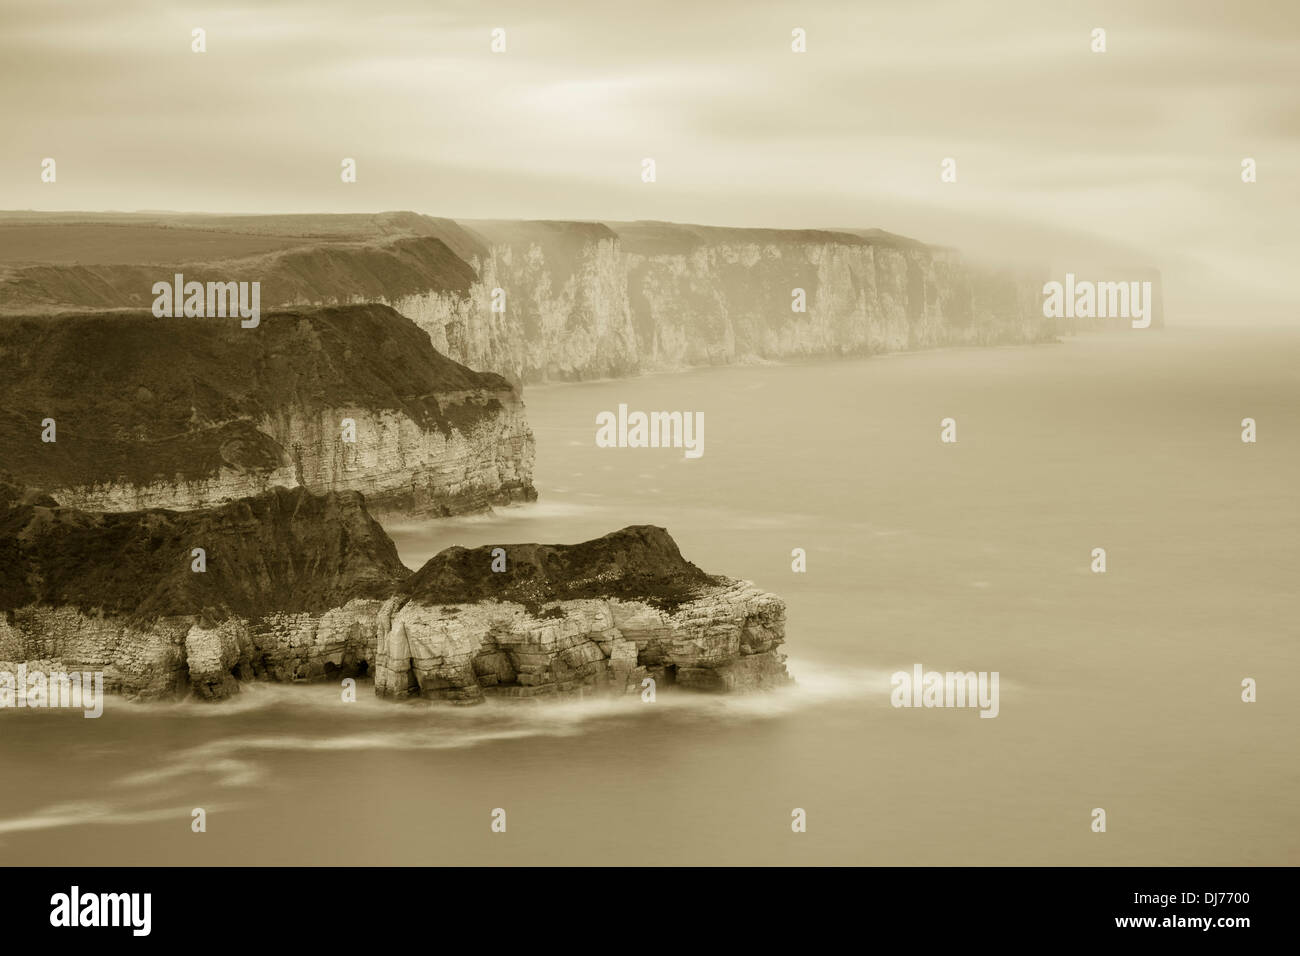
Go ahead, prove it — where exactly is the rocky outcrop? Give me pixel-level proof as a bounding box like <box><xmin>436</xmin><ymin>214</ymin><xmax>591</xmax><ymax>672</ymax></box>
<box><xmin>0</xmin><ymin>303</ymin><xmax>535</xmax><ymax>517</ymax></box>
<box><xmin>374</xmin><ymin>526</ymin><xmax>789</xmax><ymax>701</ymax></box>
<box><xmin>374</xmin><ymin>580</ymin><xmax>788</xmax><ymax>702</ymax></box>
<box><xmin>0</xmin><ymin>489</ymin><xmax>790</xmax><ymax>703</ymax></box>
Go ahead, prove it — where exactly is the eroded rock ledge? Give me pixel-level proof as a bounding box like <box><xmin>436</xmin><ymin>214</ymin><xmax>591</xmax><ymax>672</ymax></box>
<box><xmin>0</xmin><ymin>486</ymin><xmax>789</xmax><ymax>703</ymax></box>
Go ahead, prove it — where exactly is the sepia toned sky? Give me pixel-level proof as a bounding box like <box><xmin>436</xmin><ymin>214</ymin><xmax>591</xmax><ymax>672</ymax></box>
<box><xmin>2</xmin><ymin>0</ymin><xmax>1297</xmax><ymax>322</ymax></box>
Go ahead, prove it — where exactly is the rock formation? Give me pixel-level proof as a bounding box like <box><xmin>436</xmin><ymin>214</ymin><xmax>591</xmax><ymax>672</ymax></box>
<box><xmin>0</xmin><ymin>486</ymin><xmax>790</xmax><ymax>703</ymax></box>
<box><xmin>374</xmin><ymin>526</ymin><xmax>789</xmax><ymax>702</ymax></box>
<box><xmin>0</xmin><ymin>302</ymin><xmax>535</xmax><ymax>517</ymax></box>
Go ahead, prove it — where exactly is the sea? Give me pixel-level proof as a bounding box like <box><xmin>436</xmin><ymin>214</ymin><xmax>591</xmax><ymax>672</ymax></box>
<box><xmin>2</xmin><ymin>327</ymin><xmax>1297</xmax><ymax>865</ymax></box>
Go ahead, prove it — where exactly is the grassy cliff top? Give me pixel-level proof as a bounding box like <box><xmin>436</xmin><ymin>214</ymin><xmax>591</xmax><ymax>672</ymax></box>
<box><xmin>0</xmin><ymin>233</ymin><xmax>478</xmax><ymax>313</ymax></box>
<box><xmin>0</xmin><ymin>210</ymin><xmax>487</xmax><ymax>266</ymax></box>
<box><xmin>402</xmin><ymin>525</ymin><xmax>722</xmax><ymax>614</ymax></box>
<box><xmin>0</xmin><ymin>484</ymin><xmax>408</xmax><ymax>621</ymax></box>
<box><xmin>1</xmin><ymin>489</ymin><xmax>724</xmax><ymax>623</ymax></box>
<box><xmin>608</xmin><ymin>220</ymin><xmax>925</xmax><ymax>256</ymax></box>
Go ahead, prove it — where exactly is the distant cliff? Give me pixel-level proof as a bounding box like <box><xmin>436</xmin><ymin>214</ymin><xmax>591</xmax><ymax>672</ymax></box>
<box><xmin>0</xmin><ymin>212</ymin><xmax>1159</xmax><ymax>385</ymax></box>
<box><xmin>0</xmin><ymin>303</ymin><xmax>535</xmax><ymax>516</ymax></box>
<box><xmin>386</xmin><ymin>219</ymin><xmax>1058</xmax><ymax>383</ymax></box>
<box><xmin>0</xmin><ymin>488</ymin><xmax>789</xmax><ymax>702</ymax></box>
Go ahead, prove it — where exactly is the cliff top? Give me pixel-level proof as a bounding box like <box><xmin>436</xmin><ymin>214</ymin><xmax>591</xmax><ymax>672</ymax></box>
<box><xmin>607</xmin><ymin>220</ymin><xmax>928</xmax><ymax>256</ymax></box>
<box><xmin>1</xmin><ymin>489</ymin><xmax>729</xmax><ymax>624</ymax></box>
<box><xmin>0</xmin><ymin>232</ymin><xmax>478</xmax><ymax>313</ymax></box>
<box><xmin>0</xmin><ymin>484</ymin><xmax>409</xmax><ymax>621</ymax></box>
<box><xmin>0</xmin><ymin>210</ymin><xmax>485</xmax><ymax>266</ymax></box>
<box><xmin>401</xmin><ymin>525</ymin><xmax>722</xmax><ymax>614</ymax></box>
<box><xmin>0</xmin><ymin>303</ymin><xmax>513</xmax><ymax>491</ymax></box>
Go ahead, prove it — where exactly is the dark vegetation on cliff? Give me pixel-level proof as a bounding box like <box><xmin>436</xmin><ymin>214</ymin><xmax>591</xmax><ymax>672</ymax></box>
<box><xmin>0</xmin><ymin>484</ymin><xmax>407</xmax><ymax>622</ymax></box>
<box><xmin>1</xmin><ymin>479</ymin><xmax>724</xmax><ymax>624</ymax></box>
<box><xmin>0</xmin><ymin>303</ymin><xmax>511</xmax><ymax>491</ymax></box>
<box><xmin>0</xmin><ymin>210</ymin><xmax>487</xmax><ymax>265</ymax></box>
<box><xmin>401</xmin><ymin>525</ymin><xmax>721</xmax><ymax>615</ymax></box>
<box><xmin>0</xmin><ymin>208</ymin><xmax>485</xmax><ymax>312</ymax></box>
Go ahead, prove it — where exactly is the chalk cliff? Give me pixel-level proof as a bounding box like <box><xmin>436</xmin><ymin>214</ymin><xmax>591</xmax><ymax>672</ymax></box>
<box><xmin>381</xmin><ymin>219</ymin><xmax>1058</xmax><ymax>382</ymax></box>
<box><xmin>0</xmin><ymin>487</ymin><xmax>789</xmax><ymax>702</ymax></box>
<box><xmin>0</xmin><ymin>303</ymin><xmax>535</xmax><ymax>517</ymax></box>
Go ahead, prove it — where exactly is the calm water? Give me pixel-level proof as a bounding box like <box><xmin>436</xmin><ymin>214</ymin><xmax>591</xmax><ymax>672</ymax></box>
<box><xmin>2</xmin><ymin>329</ymin><xmax>1297</xmax><ymax>865</ymax></box>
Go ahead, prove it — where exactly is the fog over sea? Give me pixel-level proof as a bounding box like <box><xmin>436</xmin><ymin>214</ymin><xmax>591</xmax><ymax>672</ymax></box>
<box><xmin>2</xmin><ymin>328</ymin><xmax>1296</xmax><ymax>865</ymax></box>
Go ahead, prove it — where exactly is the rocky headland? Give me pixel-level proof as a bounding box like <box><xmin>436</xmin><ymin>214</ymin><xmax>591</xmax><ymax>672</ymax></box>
<box><xmin>0</xmin><ymin>302</ymin><xmax>535</xmax><ymax>517</ymax></box>
<box><xmin>0</xmin><ymin>485</ymin><xmax>789</xmax><ymax>703</ymax></box>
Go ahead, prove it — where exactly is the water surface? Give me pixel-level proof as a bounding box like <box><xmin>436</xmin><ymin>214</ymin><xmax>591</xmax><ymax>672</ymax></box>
<box><xmin>2</xmin><ymin>328</ymin><xmax>1296</xmax><ymax>865</ymax></box>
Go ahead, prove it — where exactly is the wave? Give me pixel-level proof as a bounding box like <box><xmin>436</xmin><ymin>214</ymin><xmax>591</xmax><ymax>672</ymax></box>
<box><xmin>0</xmin><ymin>800</ymin><xmax>241</xmax><ymax>838</ymax></box>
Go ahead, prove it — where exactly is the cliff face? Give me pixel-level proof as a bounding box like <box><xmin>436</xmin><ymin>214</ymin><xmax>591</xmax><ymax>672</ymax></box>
<box><xmin>0</xmin><ymin>303</ymin><xmax>535</xmax><ymax>517</ymax></box>
<box><xmin>624</xmin><ymin>223</ymin><xmax>1049</xmax><ymax>365</ymax></box>
<box><xmin>381</xmin><ymin>220</ymin><xmax>1055</xmax><ymax>383</ymax></box>
<box><xmin>375</xmin><ymin>579</ymin><xmax>787</xmax><ymax>702</ymax></box>
<box><xmin>391</xmin><ymin>222</ymin><xmax>641</xmax><ymax>383</ymax></box>
<box><xmin>0</xmin><ymin>492</ymin><xmax>789</xmax><ymax>702</ymax></box>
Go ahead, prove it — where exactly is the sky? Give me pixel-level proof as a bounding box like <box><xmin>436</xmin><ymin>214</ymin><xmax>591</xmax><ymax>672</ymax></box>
<box><xmin>2</xmin><ymin>0</ymin><xmax>1297</xmax><ymax>322</ymax></box>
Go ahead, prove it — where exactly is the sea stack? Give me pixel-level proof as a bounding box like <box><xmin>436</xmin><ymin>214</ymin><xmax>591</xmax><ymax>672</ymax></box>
<box><xmin>374</xmin><ymin>526</ymin><xmax>791</xmax><ymax>702</ymax></box>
